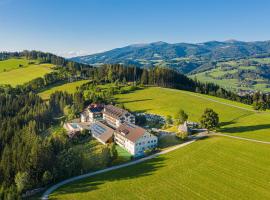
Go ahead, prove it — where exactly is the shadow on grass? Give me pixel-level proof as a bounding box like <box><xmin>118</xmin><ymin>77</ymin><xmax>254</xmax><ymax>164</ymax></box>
<box><xmin>219</xmin><ymin>124</ymin><xmax>270</xmax><ymax>133</ymax></box>
<box><xmin>51</xmin><ymin>156</ymin><xmax>167</xmax><ymax>198</ymax></box>
<box><xmin>120</xmin><ymin>98</ymin><xmax>153</xmax><ymax>104</ymax></box>
<box><xmin>219</xmin><ymin>113</ymin><xmax>253</xmax><ymax>127</ymax></box>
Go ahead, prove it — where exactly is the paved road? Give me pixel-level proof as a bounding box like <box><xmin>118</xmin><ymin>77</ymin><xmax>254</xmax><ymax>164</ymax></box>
<box><xmin>212</xmin><ymin>132</ymin><xmax>270</xmax><ymax>145</ymax></box>
<box><xmin>41</xmin><ymin>139</ymin><xmax>196</xmax><ymax>200</ymax></box>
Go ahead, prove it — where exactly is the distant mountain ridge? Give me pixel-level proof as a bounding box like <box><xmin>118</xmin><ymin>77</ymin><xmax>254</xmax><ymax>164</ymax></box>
<box><xmin>71</xmin><ymin>40</ymin><xmax>270</xmax><ymax>73</ymax></box>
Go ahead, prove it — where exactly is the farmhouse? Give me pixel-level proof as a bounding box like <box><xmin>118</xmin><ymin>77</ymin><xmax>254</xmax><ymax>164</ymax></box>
<box><xmin>114</xmin><ymin>122</ymin><xmax>158</xmax><ymax>157</ymax></box>
<box><xmin>102</xmin><ymin>105</ymin><xmax>135</xmax><ymax>128</ymax></box>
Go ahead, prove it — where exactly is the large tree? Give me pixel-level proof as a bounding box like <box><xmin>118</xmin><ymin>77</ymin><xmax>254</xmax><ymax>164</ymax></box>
<box><xmin>175</xmin><ymin>109</ymin><xmax>188</xmax><ymax>125</ymax></box>
<box><xmin>200</xmin><ymin>108</ymin><xmax>219</xmax><ymax>131</ymax></box>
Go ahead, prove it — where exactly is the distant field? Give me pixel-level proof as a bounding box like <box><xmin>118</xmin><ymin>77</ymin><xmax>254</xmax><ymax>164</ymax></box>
<box><xmin>0</xmin><ymin>59</ymin><xmax>54</xmax><ymax>86</ymax></box>
<box><xmin>190</xmin><ymin>58</ymin><xmax>270</xmax><ymax>92</ymax></box>
<box><xmin>115</xmin><ymin>87</ymin><xmax>270</xmax><ymax>141</ymax></box>
<box><xmin>51</xmin><ymin>136</ymin><xmax>270</xmax><ymax>200</ymax></box>
<box><xmin>0</xmin><ymin>58</ymin><xmax>37</xmax><ymax>72</ymax></box>
<box><xmin>38</xmin><ymin>80</ymin><xmax>90</xmax><ymax>100</ymax></box>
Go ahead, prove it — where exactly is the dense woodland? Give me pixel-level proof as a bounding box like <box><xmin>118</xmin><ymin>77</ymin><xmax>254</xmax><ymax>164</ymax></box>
<box><xmin>1</xmin><ymin>51</ymin><xmax>270</xmax><ymax>199</ymax></box>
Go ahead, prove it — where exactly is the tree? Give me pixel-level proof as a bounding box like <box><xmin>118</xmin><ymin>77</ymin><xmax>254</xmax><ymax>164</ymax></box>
<box><xmin>15</xmin><ymin>172</ymin><xmax>30</xmax><ymax>193</ymax></box>
<box><xmin>109</xmin><ymin>143</ymin><xmax>118</xmax><ymax>161</ymax></box>
<box><xmin>176</xmin><ymin>131</ymin><xmax>188</xmax><ymax>140</ymax></box>
<box><xmin>63</xmin><ymin>105</ymin><xmax>76</xmax><ymax>120</ymax></box>
<box><xmin>42</xmin><ymin>171</ymin><xmax>53</xmax><ymax>186</ymax></box>
<box><xmin>165</xmin><ymin>115</ymin><xmax>173</xmax><ymax>125</ymax></box>
<box><xmin>175</xmin><ymin>109</ymin><xmax>188</xmax><ymax>125</ymax></box>
<box><xmin>200</xmin><ymin>108</ymin><xmax>219</xmax><ymax>131</ymax></box>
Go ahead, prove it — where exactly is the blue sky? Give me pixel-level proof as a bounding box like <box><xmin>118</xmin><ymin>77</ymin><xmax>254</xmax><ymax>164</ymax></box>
<box><xmin>0</xmin><ymin>0</ymin><xmax>270</xmax><ymax>57</ymax></box>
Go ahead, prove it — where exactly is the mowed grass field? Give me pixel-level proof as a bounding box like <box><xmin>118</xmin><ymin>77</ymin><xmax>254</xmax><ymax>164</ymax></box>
<box><xmin>38</xmin><ymin>80</ymin><xmax>89</xmax><ymax>100</ymax></box>
<box><xmin>51</xmin><ymin>136</ymin><xmax>270</xmax><ymax>200</ymax></box>
<box><xmin>114</xmin><ymin>87</ymin><xmax>270</xmax><ymax>142</ymax></box>
<box><xmin>0</xmin><ymin>58</ymin><xmax>54</xmax><ymax>86</ymax></box>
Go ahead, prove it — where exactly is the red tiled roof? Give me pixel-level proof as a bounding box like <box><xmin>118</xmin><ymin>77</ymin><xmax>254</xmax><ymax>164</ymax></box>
<box><xmin>115</xmin><ymin>122</ymin><xmax>146</xmax><ymax>143</ymax></box>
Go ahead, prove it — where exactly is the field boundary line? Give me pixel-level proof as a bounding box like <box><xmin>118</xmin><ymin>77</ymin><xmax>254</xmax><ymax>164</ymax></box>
<box><xmin>212</xmin><ymin>132</ymin><xmax>270</xmax><ymax>144</ymax></box>
<box><xmin>164</xmin><ymin>88</ymin><xmax>257</xmax><ymax>112</ymax></box>
<box><xmin>41</xmin><ymin>139</ymin><xmax>196</xmax><ymax>200</ymax></box>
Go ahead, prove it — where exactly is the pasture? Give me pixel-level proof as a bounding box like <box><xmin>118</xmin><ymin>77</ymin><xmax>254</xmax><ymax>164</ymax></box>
<box><xmin>38</xmin><ymin>80</ymin><xmax>89</xmax><ymax>100</ymax></box>
<box><xmin>0</xmin><ymin>62</ymin><xmax>54</xmax><ymax>86</ymax></box>
<box><xmin>114</xmin><ymin>87</ymin><xmax>270</xmax><ymax>142</ymax></box>
<box><xmin>0</xmin><ymin>58</ymin><xmax>37</xmax><ymax>72</ymax></box>
<box><xmin>51</xmin><ymin>136</ymin><xmax>270</xmax><ymax>200</ymax></box>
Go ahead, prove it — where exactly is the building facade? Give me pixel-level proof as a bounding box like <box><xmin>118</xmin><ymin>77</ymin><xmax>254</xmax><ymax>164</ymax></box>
<box><xmin>114</xmin><ymin>122</ymin><xmax>158</xmax><ymax>157</ymax></box>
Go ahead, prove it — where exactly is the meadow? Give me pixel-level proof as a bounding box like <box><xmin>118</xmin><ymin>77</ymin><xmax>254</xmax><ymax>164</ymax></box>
<box><xmin>0</xmin><ymin>59</ymin><xmax>54</xmax><ymax>86</ymax></box>
<box><xmin>38</xmin><ymin>80</ymin><xmax>90</xmax><ymax>100</ymax></box>
<box><xmin>51</xmin><ymin>136</ymin><xmax>270</xmax><ymax>200</ymax></box>
<box><xmin>114</xmin><ymin>87</ymin><xmax>270</xmax><ymax>142</ymax></box>
<box><xmin>0</xmin><ymin>58</ymin><xmax>37</xmax><ymax>72</ymax></box>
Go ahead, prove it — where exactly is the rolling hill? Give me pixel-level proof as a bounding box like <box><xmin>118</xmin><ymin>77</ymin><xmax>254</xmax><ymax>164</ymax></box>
<box><xmin>0</xmin><ymin>58</ymin><xmax>54</xmax><ymax>86</ymax></box>
<box><xmin>72</xmin><ymin>40</ymin><xmax>270</xmax><ymax>92</ymax></box>
<box><xmin>50</xmin><ymin>86</ymin><xmax>270</xmax><ymax>199</ymax></box>
<box><xmin>71</xmin><ymin>40</ymin><xmax>270</xmax><ymax>73</ymax></box>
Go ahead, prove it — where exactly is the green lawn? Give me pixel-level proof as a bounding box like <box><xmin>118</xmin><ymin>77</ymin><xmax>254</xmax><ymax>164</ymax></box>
<box><xmin>51</xmin><ymin>136</ymin><xmax>270</xmax><ymax>200</ymax></box>
<box><xmin>0</xmin><ymin>62</ymin><xmax>54</xmax><ymax>86</ymax></box>
<box><xmin>115</xmin><ymin>145</ymin><xmax>132</xmax><ymax>163</ymax></box>
<box><xmin>114</xmin><ymin>87</ymin><xmax>270</xmax><ymax>142</ymax></box>
<box><xmin>38</xmin><ymin>80</ymin><xmax>90</xmax><ymax>100</ymax></box>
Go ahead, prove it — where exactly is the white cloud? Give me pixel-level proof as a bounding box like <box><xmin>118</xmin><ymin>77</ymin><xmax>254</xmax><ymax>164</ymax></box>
<box><xmin>58</xmin><ymin>50</ymin><xmax>89</xmax><ymax>58</ymax></box>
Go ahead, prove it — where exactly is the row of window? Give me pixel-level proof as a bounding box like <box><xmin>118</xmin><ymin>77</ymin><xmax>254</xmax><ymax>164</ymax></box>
<box><xmin>136</xmin><ymin>139</ymin><xmax>157</xmax><ymax>146</ymax></box>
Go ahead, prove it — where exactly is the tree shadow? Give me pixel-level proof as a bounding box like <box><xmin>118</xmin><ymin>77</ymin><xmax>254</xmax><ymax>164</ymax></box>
<box><xmin>119</xmin><ymin>98</ymin><xmax>153</xmax><ymax>104</ymax></box>
<box><xmin>219</xmin><ymin>124</ymin><xmax>270</xmax><ymax>133</ymax></box>
<box><xmin>219</xmin><ymin>113</ymin><xmax>253</xmax><ymax>127</ymax></box>
<box><xmin>51</xmin><ymin>156</ymin><xmax>166</xmax><ymax>198</ymax></box>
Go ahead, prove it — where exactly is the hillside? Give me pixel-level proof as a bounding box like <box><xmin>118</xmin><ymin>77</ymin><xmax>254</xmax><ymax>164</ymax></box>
<box><xmin>71</xmin><ymin>40</ymin><xmax>270</xmax><ymax>73</ymax></box>
<box><xmin>0</xmin><ymin>58</ymin><xmax>54</xmax><ymax>86</ymax></box>
<box><xmin>49</xmin><ymin>86</ymin><xmax>270</xmax><ymax>199</ymax></box>
<box><xmin>51</xmin><ymin>136</ymin><xmax>270</xmax><ymax>200</ymax></box>
<box><xmin>38</xmin><ymin>80</ymin><xmax>90</xmax><ymax>100</ymax></box>
<box><xmin>190</xmin><ymin>57</ymin><xmax>270</xmax><ymax>92</ymax></box>
<box><xmin>115</xmin><ymin>87</ymin><xmax>270</xmax><ymax>141</ymax></box>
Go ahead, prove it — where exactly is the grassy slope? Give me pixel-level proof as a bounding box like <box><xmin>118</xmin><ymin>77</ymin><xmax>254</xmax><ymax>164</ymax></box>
<box><xmin>0</xmin><ymin>62</ymin><xmax>54</xmax><ymax>86</ymax></box>
<box><xmin>51</xmin><ymin>136</ymin><xmax>270</xmax><ymax>200</ymax></box>
<box><xmin>38</xmin><ymin>80</ymin><xmax>90</xmax><ymax>100</ymax></box>
<box><xmin>0</xmin><ymin>58</ymin><xmax>37</xmax><ymax>72</ymax></box>
<box><xmin>115</xmin><ymin>87</ymin><xmax>270</xmax><ymax>141</ymax></box>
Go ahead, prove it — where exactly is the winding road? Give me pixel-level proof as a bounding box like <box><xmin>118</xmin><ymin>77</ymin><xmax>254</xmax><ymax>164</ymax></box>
<box><xmin>41</xmin><ymin>139</ymin><xmax>196</xmax><ymax>200</ymax></box>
